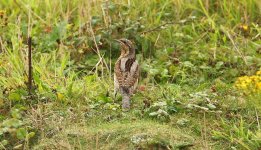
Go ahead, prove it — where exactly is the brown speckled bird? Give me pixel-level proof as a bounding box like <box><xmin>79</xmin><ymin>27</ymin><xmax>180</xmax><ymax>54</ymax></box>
<box><xmin>114</xmin><ymin>39</ymin><xmax>139</xmax><ymax>110</ymax></box>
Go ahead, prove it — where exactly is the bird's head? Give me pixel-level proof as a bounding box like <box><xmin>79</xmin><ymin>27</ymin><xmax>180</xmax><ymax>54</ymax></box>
<box><xmin>115</xmin><ymin>38</ymin><xmax>135</xmax><ymax>57</ymax></box>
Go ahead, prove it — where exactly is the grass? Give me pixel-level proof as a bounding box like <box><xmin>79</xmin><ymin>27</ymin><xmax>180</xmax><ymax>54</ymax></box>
<box><xmin>33</xmin><ymin>120</ymin><xmax>196</xmax><ymax>149</ymax></box>
<box><xmin>0</xmin><ymin>0</ymin><xmax>261</xmax><ymax>149</ymax></box>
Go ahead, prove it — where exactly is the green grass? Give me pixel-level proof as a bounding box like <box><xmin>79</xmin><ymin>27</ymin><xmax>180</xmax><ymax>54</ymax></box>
<box><xmin>0</xmin><ymin>0</ymin><xmax>261</xmax><ymax>149</ymax></box>
<box><xmin>32</xmin><ymin>120</ymin><xmax>196</xmax><ymax>149</ymax></box>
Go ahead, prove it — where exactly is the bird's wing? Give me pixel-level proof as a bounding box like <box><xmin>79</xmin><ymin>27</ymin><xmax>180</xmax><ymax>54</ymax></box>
<box><xmin>125</xmin><ymin>59</ymin><xmax>139</xmax><ymax>87</ymax></box>
<box><xmin>115</xmin><ymin>58</ymin><xmax>139</xmax><ymax>88</ymax></box>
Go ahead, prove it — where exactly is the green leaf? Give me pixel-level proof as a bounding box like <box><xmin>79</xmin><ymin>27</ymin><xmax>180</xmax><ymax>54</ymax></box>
<box><xmin>160</xmin><ymin>69</ymin><xmax>170</xmax><ymax>78</ymax></box>
<box><xmin>85</xmin><ymin>75</ymin><xmax>96</xmax><ymax>83</ymax></box>
<box><xmin>98</xmin><ymin>94</ymin><xmax>112</xmax><ymax>103</ymax></box>
<box><xmin>1</xmin><ymin>140</ymin><xmax>8</xmax><ymax>146</ymax></box>
<box><xmin>11</xmin><ymin>109</ymin><xmax>22</xmax><ymax>119</ymax></box>
<box><xmin>8</xmin><ymin>92</ymin><xmax>21</xmax><ymax>102</ymax></box>
<box><xmin>91</xmin><ymin>16</ymin><xmax>101</xmax><ymax>26</ymax></box>
<box><xmin>182</xmin><ymin>61</ymin><xmax>194</xmax><ymax>68</ymax></box>
<box><xmin>207</xmin><ymin>103</ymin><xmax>216</xmax><ymax>110</ymax></box>
<box><xmin>95</xmin><ymin>34</ymin><xmax>101</xmax><ymax>43</ymax></box>
<box><xmin>177</xmin><ymin>118</ymin><xmax>189</xmax><ymax>126</ymax></box>
<box><xmin>48</xmin><ymin>21</ymin><xmax>67</xmax><ymax>42</ymax></box>
<box><xmin>27</xmin><ymin>132</ymin><xmax>35</xmax><ymax>139</ymax></box>
<box><xmin>215</xmin><ymin>61</ymin><xmax>224</xmax><ymax>69</ymax></box>
<box><xmin>149</xmin><ymin>112</ymin><xmax>158</xmax><ymax>116</ymax></box>
<box><xmin>16</xmin><ymin>128</ymin><xmax>27</xmax><ymax>140</ymax></box>
<box><xmin>152</xmin><ymin>101</ymin><xmax>167</xmax><ymax>107</ymax></box>
<box><xmin>149</xmin><ymin>69</ymin><xmax>159</xmax><ymax>76</ymax></box>
<box><xmin>2</xmin><ymin>118</ymin><xmax>23</xmax><ymax>128</ymax></box>
<box><xmin>167</xmin><ymin>106</ymin><xmax>177</xmax><ymax>114</ymax></box>
<box><xmin>169</xmin><ymin>65</ymin><xmax>177</xmax><ymax>76</ymax></box>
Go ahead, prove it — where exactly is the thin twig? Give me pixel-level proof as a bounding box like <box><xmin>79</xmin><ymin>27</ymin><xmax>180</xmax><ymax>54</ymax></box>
<box><xmin>193</xmin><ymin>32</ymin><xmax>208</xmax><ymax>45</ymax></box>
<box><xmin>0</xmin><ymin>37</ymin><xmax>4</xmax><ymax>53</ymax></box>
<box><xmin>105</xmin><ymin>134</ymin><xmax>111</xmax><ymax>142</ymax></box>
<box><xmin>87</xmin><ymin>54</ymin><xmax>103</xmax><ymax>75</ymax></box>
<box><xmin>28</xmin><ymin>37</ymin><xmax>32</xmax><ymax>95</ymax></box>
<box><xmin>154</xmin><ymin>33</ymin><xmax>161</xmax><ymax>47</ymax></box>
<box><xmin>255</xmin><ymin>108</ymin><xmax>260</xmax><ymax>130</ymax></box>
<box><xmin>89</xmin><ymin>22</ymin><xmax>109</xmax><ymax>74</ymax></box>
<box><xmin>221</xmin><ymin>27</ymin><xmax>247</xmax><ymax>65</ymax></box>
<box><xmin>27</xmin><ymin>7</ymin><xmax>33</xmax><ymax>95</ymax></box>
<box><xmin>0</xmin><ymin>142</ymin><xmax>6</xmax><ymax>150</ymax></box>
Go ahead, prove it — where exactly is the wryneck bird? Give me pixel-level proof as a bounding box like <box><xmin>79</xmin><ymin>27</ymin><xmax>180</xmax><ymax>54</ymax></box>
<box><xmin>114</xmin><ymin>39</ymin><xmax>139</xmax><ymax>110</ymax></box>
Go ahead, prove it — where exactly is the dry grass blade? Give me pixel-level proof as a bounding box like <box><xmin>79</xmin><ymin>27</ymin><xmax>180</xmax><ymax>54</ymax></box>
<box><xmin>220</xmin><ymin>26</ymin><xmax>248</xmax><ymax>65</ymax></box>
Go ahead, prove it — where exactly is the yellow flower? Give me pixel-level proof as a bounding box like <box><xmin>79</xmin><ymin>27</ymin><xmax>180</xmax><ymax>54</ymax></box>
<box><xmin>238</xmin><ymin>76</ymin><xmax>247</xmax><ymax>81</ymax></box>
<box><xmin>245</xmin><ymin>78</ymin><xmax>251</xmax><ymax>83</ymax></box>
<box><xmin>57</xmin><ymin>92</ymin><xmax>65</xmax><ymax>101</ymax></box>
<box><xmin>256</xmin><ymin>82</ymin><xmax>261</xmax><ymax>90</ymax></box>
<box><xmin>240</xmin><ymin>83</ymin><xmax>247</xmax><ymax>89</ymax></box>
<box><xmin>256</xmin><ymin>70</ymin><xmax>261</xmax><ymax>76</ymax></box>
<box><xmin>251</xmin><ymin>76</ymin><xmax>260</xmax><ymax>82</ymax></box>
<box><xmin>235</xmin><ymin>70</ymin><xmax>261</xmax><ymax>93</ymax></box>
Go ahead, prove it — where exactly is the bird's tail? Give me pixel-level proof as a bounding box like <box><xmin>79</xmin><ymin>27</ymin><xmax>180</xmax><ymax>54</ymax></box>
<box><xmin>121</xmin><ymin>87</ymin><xmax>130</xmax><ymax>110</ymax></box>
<box><xmin>122</xmin><ymin>94</ymin><xmax>130</xmax><ymax>110</ymax></box>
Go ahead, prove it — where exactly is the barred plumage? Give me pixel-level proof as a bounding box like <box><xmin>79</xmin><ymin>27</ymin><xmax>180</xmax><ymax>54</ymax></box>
<box><xmin>114</xmin><ymin>39</ymin><xmax>139</xmax><ymax>110</ymax></box>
